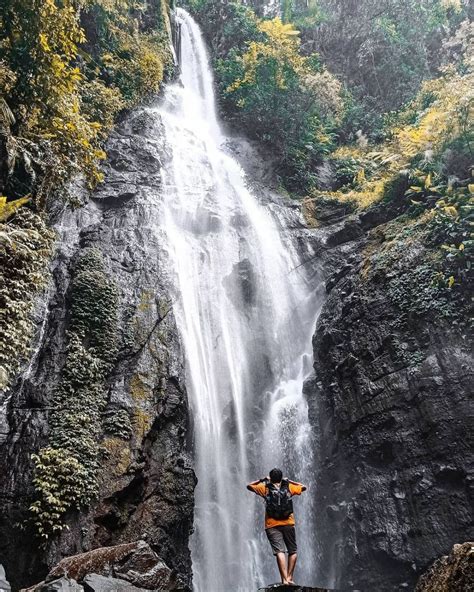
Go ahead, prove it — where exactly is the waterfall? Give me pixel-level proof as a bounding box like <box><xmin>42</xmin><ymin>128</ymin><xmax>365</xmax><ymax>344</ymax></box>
<box><xmin>156</xmin><ymin>8</ymin><xmax>319</xmax><ymax>590</ymax></box>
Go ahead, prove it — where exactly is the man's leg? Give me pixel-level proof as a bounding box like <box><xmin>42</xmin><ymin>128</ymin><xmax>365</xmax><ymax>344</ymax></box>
<box><xmin>282</xmin><ymin>526</ymin><xmax>298</xmax><ymax>583</ymax></box>
<box><xmin>276</xmin><ymin>552</ymin><xmax>289</xmax><ymax>584</ymax></box>
<box><xmin>287</xmin><ymin>552</ymin><xmax>297</xmax><ymax>582</ymax></box>
<box><xmin>266</xmin><ymin>528</ymin><xmax>289</xmax><ymax>584</ymax></box>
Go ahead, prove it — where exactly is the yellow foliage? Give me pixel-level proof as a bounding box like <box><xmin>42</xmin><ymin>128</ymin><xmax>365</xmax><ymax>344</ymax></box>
<box><xmin>319</xmin><ymin>43</ymin><xmax>473</xmax><ymax>210</ymax></box>
<box><xmin>441</xmin><ymin>0</ymin><xmax>462</xmax><ymax>12</ymax></box>
<box><xmin>393</xmin><ymin>72</ymin><xmax>472</xmax><ymax>160</ymax></box>
<box><xmin>0</xmin><ymin>195</ymin><xmax>31</xmax><ymax>221</ymax></box>
<box><xmin>1</xmin><ymin>0</ymin><xmax>173</xmax><ymax>198</ymax></box>
<box><xmin>259</xmin><ymin>19</ymin><xmax>301</xmax><ymax>45</ymax></box>
<box><xmin>320</xmin><ymin>179</ymin><xmax>387</xmax><ymax>209</ymax></box>
<box><xmin>227</xmin><ymin>17</ymin><xmax>306</xmax><ymax>93</ymax></box>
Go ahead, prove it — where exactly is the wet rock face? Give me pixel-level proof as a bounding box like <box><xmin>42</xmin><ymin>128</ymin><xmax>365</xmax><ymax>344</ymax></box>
<box><xmin>415</xmin><ymin>542</ymin><xmax>474</xmax><ymax>592</ymax></box>
<box><xmin>0</xmin><ymin>110</ymin><xmax>195</xmax><ymax>591</ymax></box>
<box><xmin>306</xmin><ymin>202</ymin><xmax>473</xmax><ymax>591</ymax></box>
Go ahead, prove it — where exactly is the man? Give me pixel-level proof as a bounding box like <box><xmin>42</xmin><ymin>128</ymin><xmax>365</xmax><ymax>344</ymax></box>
<box><xmin>247</xmin><ymin>468</ymin><xmax>306</xmax><ymax>585</ymax></box>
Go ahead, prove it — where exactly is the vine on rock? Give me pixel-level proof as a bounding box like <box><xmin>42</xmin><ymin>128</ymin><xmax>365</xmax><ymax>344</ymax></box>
<box><xmin>30</xmin><ymin>248</ymin><xmax>119</xmax><ymax>540</ymax></box>
<box><xmin>0</xmin><ymin>209</ymin><xmax>55</xmax><ymax>390</ymax></box>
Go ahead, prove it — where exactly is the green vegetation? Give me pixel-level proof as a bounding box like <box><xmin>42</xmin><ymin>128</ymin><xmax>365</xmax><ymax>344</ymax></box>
<box><xmin>0</xmin><ymin>0</ymin><xmax>172</xmax><ymax>202</ymax></box>
<box><xmin>315</xmin><ymin>31</ymin><xmax>473</xmax><ymax>321</ymax></box>
<box><xmin>216</xmin><ymin>17</ymin><xmax>342</xmax><ymax>190</ymax></box>
<box><xmin>0</xmin><ymin>0</ymin><xmax>172</xmax><ymax>394</ymax></box>
<box><xmin>0</xmin><ymin>209</ymin><xmax>54</xmax><ymax>389</ymax></box>
<box><xmin>30</xmin><ymin>248</ymin><xmax>119</xmax><ymax>539</ymax></box>
<box><xmin>186</xmin><ymin>0</ymin><xmax>472</xmax><ymax>195</ymax></box>
<box><xmin>290</xmin><ymin>0</ymin><xmax>470</xmax><ymax>140</ymax></box>
<box><xmin>186</xmin><ymin>1</ymin><xmax>343</xmax><ymax>190</ymax></box>
<box><xmin>103</xmin><ymin>408</ymin><xmax>133</xmax><ymax>439</ymax></box>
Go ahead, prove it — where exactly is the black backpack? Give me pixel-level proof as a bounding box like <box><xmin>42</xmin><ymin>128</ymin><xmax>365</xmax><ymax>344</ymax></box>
<box><xmin>264</xmin><ymin>479</ymin><xmax>294</xmax><ymax>519</ymax></box>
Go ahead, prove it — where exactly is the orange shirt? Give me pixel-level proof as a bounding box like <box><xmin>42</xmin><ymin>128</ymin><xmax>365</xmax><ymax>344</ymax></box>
<box><xmin>248</xmin><ymin>481</ymin><xmax>304</xmax><ymax>529</ymax></box>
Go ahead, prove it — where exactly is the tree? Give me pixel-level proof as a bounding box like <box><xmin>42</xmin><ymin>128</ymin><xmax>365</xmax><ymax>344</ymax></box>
<box><xmin>217</xmin><ymin>16</ymin><xmax>342</xmax><ymax>190</ymax></box>
<box><xmin>290</xmin><ymin>0</ymin><xmax>470</xmax><ymax>138</ymax></box>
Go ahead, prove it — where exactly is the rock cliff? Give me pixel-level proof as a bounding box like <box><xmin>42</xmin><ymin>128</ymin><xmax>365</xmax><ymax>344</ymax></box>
<box><xmin>0</xmin><ymin>110</ymin><xmax>195</xmax><ymax>591</ymax></box>
<box><xmin>305</xmin><ymin>197</ymin><xmax>473</xmax><ymax>591</ymax></box>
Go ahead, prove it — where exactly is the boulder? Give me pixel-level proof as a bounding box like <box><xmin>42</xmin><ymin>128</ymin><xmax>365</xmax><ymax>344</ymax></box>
<box><xmin>48</xmin><ymin>543</ymin><xmax>138</xmax><ymax>580</ymax></box>
<box><xmin>258</xmin><ymin>586</ymin><xmax>332</xmax><ymax>592</ymax></box>
<box><xmin>19</xmin><ymin>542</ymin><xmax>176</xmax><ymax>592</ymax></box>
<box><xmin>0</xmin><ymin>565</ymin><xmax>11</xmax><ymax>592</ymax></box>
<box><xmin>415</xmin><ymin>542</ymin><xmax>474</xmax><ymax>591</ymax></box>
<box><xmin>83</xmin><ymin>574</ymin><xmax>148</xmax><ymax>592</ymax></box>
<box><xmin>37</xmin><ymin>578</ymin><xmax>84</xmax><ymax>592</ymax></box>
<box><xmin>114</xmin><ymin>541</ymin><xmax>173</xmax><ymax>589</ymax></box>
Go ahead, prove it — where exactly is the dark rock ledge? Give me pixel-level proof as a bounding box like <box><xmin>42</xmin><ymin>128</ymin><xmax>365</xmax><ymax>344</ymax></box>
<box><xmin>305</xmin><ymin>196</ymin><xmax>473</xmax><ymax>591</ymax></box>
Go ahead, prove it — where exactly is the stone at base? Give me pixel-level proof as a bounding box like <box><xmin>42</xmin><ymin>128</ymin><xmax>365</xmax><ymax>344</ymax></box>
<box><xmin>0</xmin><ymin>565</ymin><xmax>11</xmax><ymax>592</ymax></box>
<box><xmin>37</xmin><ymin>579</ymin><xmax>84</xmax><ymax>592</ymax></box>
<box><xmin>415</xmin><ymin>542</ymin><xmax>474</xmax><ymax>591</ymax></box>
<box><xmin>258</xmin><ymin>585</ymin><xmax>332</xmax><ymax>591</ymax></box>
<box><xmin>83</xmin><ymin>574</ymin><xmax>149</xmax><ymax>592</ymax></box>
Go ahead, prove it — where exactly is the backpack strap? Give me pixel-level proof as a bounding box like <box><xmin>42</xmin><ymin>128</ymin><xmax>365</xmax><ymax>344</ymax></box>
<box><xmin>265</xmin><ymin>480</ymin><xmax>274</xmax><ymax>494</ymax></box>
<box><xmin>280</xmin><ymin>478</ymin><xmax>291</xmax><ymax>496</ymax></box>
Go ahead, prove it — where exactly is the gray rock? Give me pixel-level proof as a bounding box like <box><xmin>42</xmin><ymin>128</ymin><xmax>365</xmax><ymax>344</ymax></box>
<box><xmin>258</xmin><ymin>587</ymin><xmax>331</xmax><ymax>592</ymax></box>
<box><xmin>415</xmin><ymin>542</ymin><xmax>474</xmax><ymax>591</ymax></box>
<box><xmin>0</xmin><ymin>565</ymin><xmax>11</xmax><ymax>592</ymax></box>
<box><xmin>82</xmin><ymin>575</ymin><xmax>145</xmax><ymax>592</ymax></box>
<box><xmin>38</xmin><ymin>579</ymin><xmax>84</xmax><ymax>592</ymax></box>
<box><xmin>115</xmin><ymin>540</ymin><xmax>173</xmax><ymax>589</ymax></box>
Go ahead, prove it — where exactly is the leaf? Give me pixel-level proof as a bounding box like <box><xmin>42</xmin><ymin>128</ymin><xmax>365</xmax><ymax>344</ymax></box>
<box><xmin>39</xmin><ymin>33</ymin><xmax>51</xmax><ymax>52</ymax></box>
<box><xmin>0</xmin><ymin>195</ymin><xmax>31</xmax><ymax>222</ymax></box>
<box><xmin>424</xmin><ymin>173</ymin><xmax>432</xmax><ymax>189</ymax></box>
<box><xmin>356</xmin><ymin>169</ymin><xmax>366</xmax><ymax>184</ymax></box>
<box><xmin>448</xmin><ymin>276</ymin><xmax>455</xmax><ymax>288</ymax></box>
<box><xmin>444</xmin><ymin>205</ymin><xmax>458</xmax><ymax>218</ymax></box>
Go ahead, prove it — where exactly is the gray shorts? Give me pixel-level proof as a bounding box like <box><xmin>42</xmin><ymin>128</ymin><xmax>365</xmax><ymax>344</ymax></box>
<box><xmin>265</xmin><ymin>525</ymin><xmax>297</xmax><ymax>555</ymax></box>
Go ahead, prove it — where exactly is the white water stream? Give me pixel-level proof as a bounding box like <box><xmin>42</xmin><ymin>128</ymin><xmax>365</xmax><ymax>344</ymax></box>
<box><xmin>157</xmin><ymin>9</ymin><xmax>319</xmax><ymax>590</ymax></box>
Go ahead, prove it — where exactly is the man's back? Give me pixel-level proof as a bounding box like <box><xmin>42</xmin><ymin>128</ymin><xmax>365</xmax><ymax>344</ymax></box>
<box><xmin>247</xmin><ymin>479</ymin><xmax>304</xmax><ymax>529</ymax></box>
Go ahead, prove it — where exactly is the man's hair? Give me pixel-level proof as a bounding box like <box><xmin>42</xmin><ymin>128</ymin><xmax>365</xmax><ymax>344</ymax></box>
<box><xmin>269</xmin><ymin>468</ymin><xmax>283</xmax><ymax>483</ymax></box>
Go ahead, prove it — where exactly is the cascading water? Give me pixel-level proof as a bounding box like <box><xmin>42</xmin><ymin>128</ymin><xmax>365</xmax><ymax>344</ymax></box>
<box><xmin>156</xmin><ymin>9</ymin><xmax>320</xmax><ymax>590</ymax></box>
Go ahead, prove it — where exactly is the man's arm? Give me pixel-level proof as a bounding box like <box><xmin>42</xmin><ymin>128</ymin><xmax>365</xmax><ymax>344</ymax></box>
<box><xmin>288</xmin><ymin>478</ymin><xmax>307</xmax><ymax>492</ymax></box>
<box><xmin>246</xmin><ymin>477</ymin><xmax>268</xmax><ymax>491</ymax></box>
